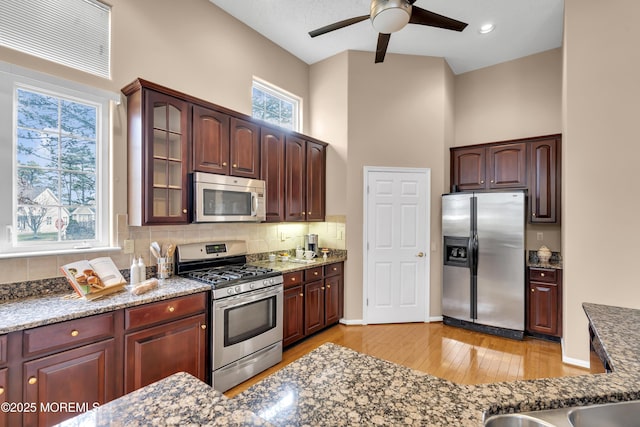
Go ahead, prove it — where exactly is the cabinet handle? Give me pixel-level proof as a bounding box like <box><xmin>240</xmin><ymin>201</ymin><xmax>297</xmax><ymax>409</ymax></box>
<box><xmin>168</xmin><ymin>306</ymin><xmax>175</xmax><ymax>313</ymax></box>
<box><xmin>70</xmin><ymin>329</ymin><xmax>79</xmax><ymax>337</ymax></box>
<box><xmin>200</xmin><ymin>324</ymin><xmax>206</xmax><ymax>330</ymax></box>
<box><xmin>222</xmin><ymin>162</ymin><xmax>227</xmax><ymax>166</ymax></box>
<box><xmin>28</xmin><ymin>377</ymin><xmax>37</xmax><ymax>385</ymax></box>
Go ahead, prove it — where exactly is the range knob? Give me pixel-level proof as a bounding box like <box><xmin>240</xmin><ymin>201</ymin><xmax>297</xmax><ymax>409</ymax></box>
<box><xmin>269</xmin><ymin>278</ymin><xmax>275</xmax><ymax>284</ymax></box>
<box><xmin>227</xmin><ymin>288</ymin><xmax>233</xmax><ymax>295</ymax></box>
<box><xmin>235</xmin><ymin>286</ymin><xmax>241</xmax><ymax>293</ymax></box>
<box><xmin>263</xmin><ymin>280</ymin><xmax>269</xmax><ymax>286</ymax></box>
<box><xmin>249</xmin><ymin>283</ymin><xmax>255</xmax><ymax>289</ymax></box>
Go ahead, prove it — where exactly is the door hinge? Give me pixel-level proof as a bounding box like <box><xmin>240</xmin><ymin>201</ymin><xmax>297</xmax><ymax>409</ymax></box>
<box><xmin>367</xmin><ymin>242</ymin><xmax>369</xmax><ymax>250</ymax></box>
<box><xmin>366</xmin><ymin>298</ymin><xmax>369</xmax><ymax>306</ymax></box>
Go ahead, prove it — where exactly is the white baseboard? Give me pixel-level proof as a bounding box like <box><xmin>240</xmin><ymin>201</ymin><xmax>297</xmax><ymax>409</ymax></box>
<box><xmin>429</xmin><ymin>316</ymin><xmax>443</xmax><ymax>322</ymax></box>
<box><xmin>339</xmin><ymin>318</ymin><xmax>364</xmax><ymax>326</ymax></box>
<box><xmin>561</xmin><ymin>338</ymin><xmax>590</xmax><ymax>368</ymax></box>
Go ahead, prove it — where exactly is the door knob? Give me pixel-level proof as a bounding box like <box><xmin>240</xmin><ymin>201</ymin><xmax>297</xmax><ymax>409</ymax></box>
<box><xmin>417</xmin><ymin>252</ymin><xmax>425</xmax><ymax>257</ymax></box>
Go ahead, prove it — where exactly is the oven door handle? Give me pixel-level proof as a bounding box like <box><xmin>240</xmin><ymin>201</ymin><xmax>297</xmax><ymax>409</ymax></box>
<box><xmin>214</xmin><ymin>285</ymin><xmax>282</xmax><ymax>309</ymax></box>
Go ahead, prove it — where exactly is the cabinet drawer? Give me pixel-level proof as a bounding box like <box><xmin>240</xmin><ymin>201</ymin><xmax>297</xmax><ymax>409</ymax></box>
<box><xmin>23</xmin><ymin>312</ymin><xmax>115</xmax><ymax>358</ymax></box>
<box><xmin>125</xmin><ymin>292</ymin><xmax>206</xmax><ymax>331</ymax></box>
<box><xmin>305</xmin><ymin>266</ymin><xmax>323</xmax><ymax>281</ymax></box>
<box><xmin>529</xmin><ymin>268</ymin><xmax>557</xmax><ymax>283</ymax></box>
<box><xmin>0</xmin><ymin>335</ymin><xmax>6</xmax><ymax>365</ymax></box>
<box><xmin>324</xmin><ymin>262</ymin><xmax>343</xmax><ymax>277</ymax></box>
<box><xmin>283</xmin><ymin>271</ymin><xmax>304</xmax><ymax>289</ymax></box>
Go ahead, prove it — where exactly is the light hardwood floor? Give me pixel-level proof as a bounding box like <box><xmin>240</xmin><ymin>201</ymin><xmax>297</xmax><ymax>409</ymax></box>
<box><xmin>224</xmin><ymin>322</ymin><xmax>605</xmax><ymax>398</ymax></box>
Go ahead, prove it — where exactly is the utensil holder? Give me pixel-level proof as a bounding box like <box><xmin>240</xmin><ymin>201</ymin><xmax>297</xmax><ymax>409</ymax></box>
<box><xmin>157</xmin><ymin>257</ymin><xmax>173</xmax><ymax>279</ymax></box>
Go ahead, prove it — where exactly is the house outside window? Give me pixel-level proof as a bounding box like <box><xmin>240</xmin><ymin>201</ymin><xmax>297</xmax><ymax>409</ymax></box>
<box><xmin>252</xmin><ymin>78</ymin><xmax>302</xmax><ymax>132</ymax></box>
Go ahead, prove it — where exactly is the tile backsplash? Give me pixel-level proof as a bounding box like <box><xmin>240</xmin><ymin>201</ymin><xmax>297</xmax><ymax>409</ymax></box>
<box><xmin>0</xmin><ymin>214</ymin><xmax>347</xmax><ymax>285</ymax></box>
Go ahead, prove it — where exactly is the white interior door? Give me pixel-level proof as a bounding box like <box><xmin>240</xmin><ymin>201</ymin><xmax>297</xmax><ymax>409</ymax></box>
<box><xmin>364</xmin><ymin>167</ymin><xmax>430</xmax><ymax>324</ymax></box>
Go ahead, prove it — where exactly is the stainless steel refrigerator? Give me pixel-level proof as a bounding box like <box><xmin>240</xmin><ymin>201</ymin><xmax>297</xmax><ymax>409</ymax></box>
<box><xmin>442</xmin><ymin>191</ymin><xmax>525</xmax><ymax>339</ymax></box>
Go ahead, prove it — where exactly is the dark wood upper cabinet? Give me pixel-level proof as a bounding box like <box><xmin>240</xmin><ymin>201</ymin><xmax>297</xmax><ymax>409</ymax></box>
<box><xmin>488</xmin><ymin>143</ymin><xmax>527</xmax><ymax>189</ymax></box>
<box><xmin>306</xmin><ymin>141</ymin><xmax>326</xmax><ymax>222</ymax></box>
<box><xmin>451</xmin><ymin>134</ymin><xmax>561</xmax><ymax>224</ymax></box>
<box><xmin>260</xmin><ymin>127</ymin><xmax>286</xmax><ymax>222</ymax></box>
<box><xmin>285</xmin><ymin>136</ymin><xmax>306</xmax><ymax>222</ymax></box>
<box><xmin>192</xmin><ymin>105</ymin><xmax>230</xmax><ymax>175</ymax></box>
<box><xmin>451</xmin><ymin>146</ymin><xmax>486</xmax><ymax>191</ymax></box>
<box><xmin>230</xmin><ymin>118</ymin><xmax>260</xmax><ymax>179</ymax></box>
<box><xmin>529</xmin><ymin>138</ymin><xmax>559</xmax><ymax>223</ymax></box>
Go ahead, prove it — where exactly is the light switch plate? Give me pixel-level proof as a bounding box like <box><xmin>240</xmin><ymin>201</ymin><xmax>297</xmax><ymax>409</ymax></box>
<box><xmin>123</xmin><ymin>239</ymin><xmax>134</xmax><ymax>254</ymax></box>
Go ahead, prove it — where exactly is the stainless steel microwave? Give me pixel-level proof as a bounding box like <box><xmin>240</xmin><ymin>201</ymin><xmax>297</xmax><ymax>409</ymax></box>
<box><xmin>192</xmin><ymin>172</ymin><xmax>266</xmax><ymax>222</ymax></box>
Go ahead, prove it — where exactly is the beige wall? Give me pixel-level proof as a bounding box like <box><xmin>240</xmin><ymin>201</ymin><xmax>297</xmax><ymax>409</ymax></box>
<box><xmin>562</xmin><ymin>0</ymin><xmax>640</xmax><ymax>364</ymax></box>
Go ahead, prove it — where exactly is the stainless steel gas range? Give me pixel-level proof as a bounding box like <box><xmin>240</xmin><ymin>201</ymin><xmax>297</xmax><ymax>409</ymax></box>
<box><xmin>175</xmin><ymin>240</ymin><xmax>283</xmax><ymax>392</ymax></box>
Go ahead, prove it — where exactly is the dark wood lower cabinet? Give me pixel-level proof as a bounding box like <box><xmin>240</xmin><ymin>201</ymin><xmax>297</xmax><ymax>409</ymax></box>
<box><xmin>304</xmin><ymin>280</ymin><xmax>325</xmax><ymax>336</ymax></box>
<box><xmin>283</xmin><ymin>285</ymin><xmax>305</xmax><ymax>347</ymax></box>
<box><xmin>22</xmin><ymin>339</ymin><xmax>117</xmax><ymax>427</ymax></box>
<box><xmin>324</xmin><ymin>274</ymin><xmax>342</xmax><ymax>326</ymax></box>
<box><xmin>526</xmin><ymin>267</ymin><xmax>562</xmax><ymax>338</ymax></box>
<box><xmin>125</xmin><ymin>313</ymin><xmax>207</xmax><ymax>394</ymax></box>
<box><xmin>0</xmin><ymin>367</ymin><xmax>7</xmax><ymax>427</ymax></box>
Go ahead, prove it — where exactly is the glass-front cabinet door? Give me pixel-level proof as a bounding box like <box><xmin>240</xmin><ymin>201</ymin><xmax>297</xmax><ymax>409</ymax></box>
<box><xmin>145</xmin><ymin>90</ymin><xmax>188</xmax><ymax>224</ymax></box>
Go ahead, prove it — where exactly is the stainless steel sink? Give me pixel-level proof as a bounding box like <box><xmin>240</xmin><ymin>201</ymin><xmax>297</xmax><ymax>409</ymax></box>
<box><xmin>484</xmin><ymin>413</ymin><xmax>556</xmax><ymax>427</ymax></box>
<box><xmin>484</xmin><ymin>400</ymin><xmax>640</xmax><ymax>427</ymax></box>
<box><xmin>568</xmin><ymin>400</ymin><xmax>640</xmax><ymax>427</ymax></box>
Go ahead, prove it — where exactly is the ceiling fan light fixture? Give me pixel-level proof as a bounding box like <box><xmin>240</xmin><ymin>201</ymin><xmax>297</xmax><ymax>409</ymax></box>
<box><xmin>371</xmin><ymin>0</ymin><xmax>412</xmax><ymax>34</ymax></box>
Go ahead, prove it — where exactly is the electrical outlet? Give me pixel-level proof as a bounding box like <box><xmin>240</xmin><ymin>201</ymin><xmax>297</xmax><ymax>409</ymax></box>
<box><xmin>536</xmin><ymin>232</ymin><xmax>544</xmax><ymax>241</ymax></box>
<box><xmin>123</xmin><ymin>239</ymin><xmax>134</xmax><ymax>254</ymax></box>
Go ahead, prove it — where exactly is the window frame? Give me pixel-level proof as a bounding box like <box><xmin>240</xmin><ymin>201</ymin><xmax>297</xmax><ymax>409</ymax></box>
<box><xmin>252</xmin><ymin>77</ymin><xmax>302</xmax><ymax>132</ymax></box>
<box><xmin>0</xmin><ymin>62</ymin><xmax>118</xmax><ymax>258</ymax></box>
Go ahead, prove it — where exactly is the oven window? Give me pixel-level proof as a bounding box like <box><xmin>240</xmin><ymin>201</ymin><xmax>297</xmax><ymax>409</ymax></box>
<box><xmin>224</xmin><ymin>295</ymin><xmax>276</xmax><ymax>346</ymax></box>
<box><xmin>203</xmin><ymin>189</ymin><xmax>252</xmax><ymax>216</ymax></box>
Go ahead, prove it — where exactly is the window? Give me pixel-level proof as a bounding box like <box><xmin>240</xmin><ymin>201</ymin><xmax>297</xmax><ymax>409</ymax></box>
<box><xmin>252</xmin><ymin>79</ymin><xmax>301</xmax><ymax>132</ymax></box>
<box><xmin>0</xmin><ymin>0</ymin><xmax>111</xmax><ymax>78</ymax></box>
<box><xmin>0</xmin><ymin>62</ymin><xmax>116</xmax><ymax>257</ymax></box>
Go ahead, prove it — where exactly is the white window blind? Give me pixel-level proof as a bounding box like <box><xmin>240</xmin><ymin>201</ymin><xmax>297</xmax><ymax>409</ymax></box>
<box><xmin>0</xmin><ymin>0</ymin><xmax>111</xmax><ymax>78</ymax></box>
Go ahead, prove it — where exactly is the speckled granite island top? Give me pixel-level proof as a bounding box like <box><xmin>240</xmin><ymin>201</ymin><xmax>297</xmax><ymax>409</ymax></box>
<box><xmin>58</xmin><ymin>303</ymin><xmax>639</xmax><ymax>426</ymax></box>
<box><xmin>57</xmin><ymin>372</ymin><xmax>273</xmax><ymax>427</ymax></box>
<box><xmin>0</xmin><ymin>276</ymin><xmax>211</xmax><ymax>334</ymax></box>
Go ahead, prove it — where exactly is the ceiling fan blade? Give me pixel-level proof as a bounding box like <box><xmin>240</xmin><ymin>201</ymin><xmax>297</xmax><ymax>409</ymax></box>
<box><xmin>409</xmin><ymin>6</ymin><xmax>468</xmax><ymax>32</ymax></box>
<box><xmin>309</xmin><ymin>15</ymin><xmax>370</xmax><ymax>38</ymax></box>
<box><xmin>375</xmin><ymin>33</ymin><xmax>391</xmax><ymax>63</ymax></box>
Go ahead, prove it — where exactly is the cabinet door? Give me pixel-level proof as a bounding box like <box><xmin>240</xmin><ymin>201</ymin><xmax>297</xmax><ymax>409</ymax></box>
<box><xmin>306</xmin><ymin>141</ymin><xmax>326</xmax><ymax>221</ymax></box>
<box><xmin>285</xmin><ymin>136</ymin><xmax>306</xmax><ymax>221</ymax></box>
<box><xmin>304</xmin><ymin>280</ymin><xmax>325</xmax><ymax>336</ymax></box>
<box><xmin>260</xmin><ymin>127</ymin><xmax>285</xmax><ymax>222</ymax></box>
<box><xmin>488</xmin><ymin>143</ymin><xmax>527</xmax><ymax>189</ymax></box>
<box><xmin>529</xmin><ymin>138</ymin><xmax>558</xmax><ymax>223</ymax></box>
<box><xmin>23</xmin><ymin>339</ymin><xmax>117</xmax><ymax>427</ymax></box>
<box><xmin>230</xmin><ymin>118</ymin><xmax>260</xmax><ymax>179</ymax></box>
<box><xmin>324</xmin><ymin>275</ymin><xmax>342</xmax><ymax>326</ymax></box>
<box><xmin>144</xmin><ymin>90</ymin><xmax>189</xmax><ymax>224</ymax></box>
<box><xmin>124</xmin><ymin>314</ymin><xmax>206</xmax><ymax>393</ymax></box>
<box><xmin>451</xmin><ymin>147</ymin><xmax>486</xmax><ymax>191</ymax></box>
<box><xmin>0</xmin><ymin>368</ymin><xmax>6</xmax><ymax>427</ymax></box>
<box><xmin>283</xmin><ymin>285</ymin><xmax>305</xmax><ymax>347</ymax></box>
<box><xmin>192</xmin><ymin>105</ymin><xmax>230</xmax><ymax>174</ymax></box>
<box><xmin>527</xmin><ymin>282</ymin><xmax>558</xmax><ymax>336</ymax></box>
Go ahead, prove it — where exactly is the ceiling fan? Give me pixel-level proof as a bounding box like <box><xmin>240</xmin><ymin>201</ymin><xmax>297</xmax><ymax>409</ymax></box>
<box><xmin>308</xmin><ymin>0</ymin><xmax>468</xmax><ymax>63</ymax></box>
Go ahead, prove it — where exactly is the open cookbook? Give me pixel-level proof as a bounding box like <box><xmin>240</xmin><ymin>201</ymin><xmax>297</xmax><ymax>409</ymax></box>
<box><xmin>60</xmin><ymin>257</ymin><xmax>126</xmax><ymax>300</ymax></box>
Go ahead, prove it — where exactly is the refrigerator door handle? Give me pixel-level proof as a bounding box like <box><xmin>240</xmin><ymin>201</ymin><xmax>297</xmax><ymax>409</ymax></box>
<box><xmin>471</xmin><ymin>234</ymin><xmax>479</xmax><ymax>276</ymax></box>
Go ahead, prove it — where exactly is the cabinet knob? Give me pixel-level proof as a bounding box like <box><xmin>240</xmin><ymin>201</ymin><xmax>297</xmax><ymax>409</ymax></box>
<box><xmin>70</xmin><ymin>329</ymin><xmax>79</xmax><ymax>337</ymax></box>
<box><xmin>541</xmin><ymin>273</ymin><xmax>545</xmax><ymax>277</ymax></box>
<box><xmin>327</xmin><ymin>284</ymin><xmax>331</xmax><ymax>289</ymax></box>
<box><xmin>321</xmin><ymin>286</ymin><xmax>325</xmax><ymax>290</ymax></box>
<box><xmin>490</xmin><ymin>180</ymin><xmax>494</xmax><ymax>183</ymax></box>
<box><xmin>291</xmin><ymin>277</ymin><xmax>296</xmax><ymax>282</ymax></box>
<box><xmin>182</xmin><ymin>208</ymin><xmax>187</xmax><ymax>214</ymax></box>
<box><xmin>0</xmin><ymin>386</ymin><xmax>4</xmax><ymax>395</ymax></box>
<box><xmin>232</xmin><ymin>163</ymin><xmax>237</xmax><ymax>168</ymax></box>
<box><xmin>200</xmin><ymin>324</ymin><xmax>206</xmax><ymax>330</ymax></box>
<box><xmin>299</xmin><ymin>293</ymin><xmax>304</xmax><ymax>297</ymax></box>
<box><xmin>302</xmin><ymin>212</ymin><xmax>306</xmax><ymax>216</ymax></box>
<box><xmin>314</xmin><ymin>271</ymin><xmax>318</xmax><ymax>276</ymax></box>
<box><xmin>533</xmin><ymin>213</ymin><xmax>537</xmax><ymax>217</ymax></box>
<box><xmin>308</xmin><ymin>212</ymin><xmax>311</xmax><ymax>215</ymax></box>
<box><xmin>480</xmin><ymin>180</ymin><xmax>484</xmax><ymax>184</ymax></box>
<box><xmin>333</xmin><ymin>267</ymin><xmax>337</xmax><ymax>271</ymax></box>
<box><xmin>168</xmin><ymin>306</ymin><xmax>175</xmax><ymax>313</ymax></box>
<box><xmin>222</xmin><ymin>162</ymin><xmax>227</xmax><ymax>166</ymax></box>
<box><xmin>28</xmin><ymin>377</ymin><xmax>37</xmax><ymax>385</ymax></box>
<box><xmin>531</xmin><ymin>288</ymin><xmax>535</xmax><ymax>292</ymax></box>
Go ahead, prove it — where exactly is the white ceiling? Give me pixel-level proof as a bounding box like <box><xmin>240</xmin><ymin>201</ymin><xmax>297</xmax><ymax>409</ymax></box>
<box><xmin>208</xmin><ymin>0</ymin><xmax>564</xmax><ymax>75</ymax></box>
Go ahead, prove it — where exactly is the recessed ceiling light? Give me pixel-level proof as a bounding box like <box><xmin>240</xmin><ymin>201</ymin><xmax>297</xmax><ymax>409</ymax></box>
<box><xmin>479</xmin><ymin>23</ymin><xmax>495</xmax><ymax>34</ymax></box>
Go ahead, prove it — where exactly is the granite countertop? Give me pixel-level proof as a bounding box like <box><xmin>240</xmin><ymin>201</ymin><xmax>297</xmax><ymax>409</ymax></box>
<box><xmin>59</xmin><ymin>302</ymin><xmax>640</xmax><ymax>426</ymax></box>
<box><xmin>527</xmin><ymin>260</ymin><xmax>563</xmax><ymax>269</ymax></box>
<box><xmin>250</xmin><ymin>254</ymin><xmax>346</xmax><ymax>274</ymax></box>
<box><xmin>57</xmin><ymin>372</ymin><xmax>273</xmax><ymax>427</ymax></box>
<box><xmin>0</xmin><ymin>276</ymin><xmax>211</xmax><ymax>334</ymax></box>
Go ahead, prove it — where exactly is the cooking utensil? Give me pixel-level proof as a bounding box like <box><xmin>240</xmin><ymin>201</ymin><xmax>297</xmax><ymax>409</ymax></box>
<box><xmin>150</xmin><ymin>241</ymin><xmax>161</xmax><ymax>259</ymax></box>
